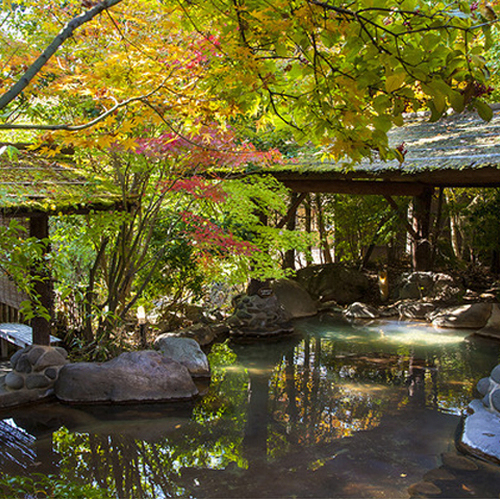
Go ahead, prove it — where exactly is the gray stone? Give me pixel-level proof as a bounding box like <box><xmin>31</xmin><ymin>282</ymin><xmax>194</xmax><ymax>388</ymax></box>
<box><xmin>55</xmin><ymin>347</ymin><xmax>68</xmax><ymax>359</ymax></box>
<box><xmin>27</xmin><ymin>345</ymin><xmax>47</xmax><ymax>365</ymax></box>
<box><xmin>154</xmin><ymin>336</ymin><xmax>210</xmax><ymax>377</ymax></box>
<box><xmin>44</xmin><ymin>367</ymin><xmax>58</xmax><ymax>380</ymax></box>
<box><xmin>344</xmin><ymin>302</ymin><xmax>380</xmax><ymax>320</ymax></box>
<box><xmin>5</xmin><ymin>371</ymin><xmax>24</xmax><ymax>390</ymax></box>
<box><xmin>0</xmin><ymin>386</ymin><xmax>54</xmax><ymax>409</ymax></box>
<box><xmin>477</xmin><ymin>377</ymin><xmax>491</xmax><ymax>396</ymax></box>
<box><xmin>482</xmin><ymin>393</ymin><xmax>491</xmax><ymax>409</ymax></box>
<box><xmin>9</xmin><ymin>349</ymin><xmax>23</xmax><ymax>368</ymax></box>
<box><xmin>55</xmin><ymin>350</ymin><xmax>198</xmax><ymax>404</ymax></box>
<box><xmin>491</xmin><ymin>365</ymin><xmax>500</xmax><ymax>383</ymax></box>
<box><xmin>271</xmin><ymin>279</ymin><xmax>318</xmax><ymax>318</ymax></box>
<box><xmin>398</xmin><ymin>301</ymin><xmax>436</xmax><ymax>320</ymax></box>
<box><xmin>459</xmin><ymin>399</ymin><xmax>500</xmax><ymax>463</ymax></box>
<box><xmin>431</xmin><ymin>303</ymin><xmax>493</xmax><ymax>329</ymax></box>
<box><xmin>295</xmin><ymin>264</ymin><xmax>370</xmax><ymax>305</ymax></box>
<box><xmin>14</xmin><ymin>354</ymin><xmax>32</xmax><ymax>374</ymax></box>
<box><xmin>476</xmin><ymin>304</ymin><xmax>500</xmax><ymax>340</ymax></box>
<box><xmin>25</xmin><ymin>374</ymin><xmax>51</xmax><ymax>390</ymax></box>
<box><xmin>33</xmin><ymin>348</ymin><xmax>68</xmax><ymax>371</ymax></box>
<box><xmin>491</xmin><ymin>390</ymin><xmax>500</xmax><ymax>413</ymax></box>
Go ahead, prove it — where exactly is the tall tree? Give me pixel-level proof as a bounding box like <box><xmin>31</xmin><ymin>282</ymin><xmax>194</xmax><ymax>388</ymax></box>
<box><xmin>0</xmin><ymin>0</ymin><xmax>496</xmax><ymax>160</ymax></box>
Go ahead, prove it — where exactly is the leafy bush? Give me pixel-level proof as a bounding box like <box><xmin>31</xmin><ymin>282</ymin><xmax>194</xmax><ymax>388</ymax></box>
<box><xmin>0</xmin><ymin>472</ymin><xmax>112</xmax><ymax>499</ymax></box>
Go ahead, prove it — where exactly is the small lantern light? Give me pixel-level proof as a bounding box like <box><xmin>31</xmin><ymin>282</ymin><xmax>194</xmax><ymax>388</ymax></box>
<box><xmin>137</xmin><ymin>306</ymin><xmax>147</xmax><ymax>347</ymax></box>
<box><xmin>137</xmin><ymin>306</ymin><xmax>146</xmax><ymax>325</ymax></box>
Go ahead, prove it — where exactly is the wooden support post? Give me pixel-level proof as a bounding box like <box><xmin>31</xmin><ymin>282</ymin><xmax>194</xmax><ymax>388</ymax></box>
<box><xmin>282</xmin><ymin>192</ymin><xmax>300</xmax><ymax>270</ymax></box>
<box><xmin>305</xmin><ymin>195</ymin><xmax>313</xmax><ymax>266</ymax></box>
<box><xmin>412</xmin><ymin>188</ymin><xmax>434</xmax><ymax>271</ymax></box>
<box><xmin>1</xmin><ymin>338</ymin><xmax>8</xmax><ymax>358</ymax></box>
<box><xmin>29</xmin><ymin>214</ymin><xmax>52</xmax><ymax>346</ymax></box>
<box><xmin>315</xmin><ymin>194</ymin><xmax>333</xmax><ymax>264</ymax></box>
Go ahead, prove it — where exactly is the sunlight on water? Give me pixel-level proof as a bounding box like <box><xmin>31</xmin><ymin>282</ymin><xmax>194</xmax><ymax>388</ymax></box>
<box><xmin>318</xmin><ymin>318</ymin><xmax>469</xmax><ymax>348</ymax></box>
<box><xmin>1</xmin><ymin>315</ymin><xmax>500</xmax><ymax>499</ymax></box>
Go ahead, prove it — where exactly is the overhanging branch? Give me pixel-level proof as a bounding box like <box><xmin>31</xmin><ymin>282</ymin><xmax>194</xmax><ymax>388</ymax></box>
<box><xmin>0</xmin><ymin>83</ymin><xmax>166</xmax><ymax>131</ymax></box>
<box><xmin>0</xmin><ymin>0</ymin><xmax>125</xmax><ymax>111</ymax></box>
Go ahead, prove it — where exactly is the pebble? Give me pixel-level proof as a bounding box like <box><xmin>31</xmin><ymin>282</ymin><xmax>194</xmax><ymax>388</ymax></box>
<box><xmin>423</xmin><ymin>468</ymin><xmax>455</xmax><ymax>481</ymax></box>
<box><xmin>408</xmin><ymin>481</ymin><xmax>442</xmax><ymax>496</ymax></box>
<box><xmin>441</xmin><ymin>452</ymin><xmax>478</xmax><ymax>471</ymax></box>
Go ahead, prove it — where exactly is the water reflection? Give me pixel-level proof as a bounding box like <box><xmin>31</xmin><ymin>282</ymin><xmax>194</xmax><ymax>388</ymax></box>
<box><xmin>1</xmin><ymin>314</ymin><xmax>500</xmax><ymax>498</ymax></box>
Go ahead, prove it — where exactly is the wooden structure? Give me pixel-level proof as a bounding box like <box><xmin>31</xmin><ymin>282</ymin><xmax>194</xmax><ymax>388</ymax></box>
<box><xmin>242</xmin><ymin>107</ymin><xmax>500</xmax><ymax>270</ymax></box>
<box><xmin>0</xmin><ymin>151</ymin><xmax>133</xmax><ymax>346</ymax></box>
<box><xmin>0</xmin><ymin>323</ymin><xmax>60</xmax><ymax>357</ymax></box>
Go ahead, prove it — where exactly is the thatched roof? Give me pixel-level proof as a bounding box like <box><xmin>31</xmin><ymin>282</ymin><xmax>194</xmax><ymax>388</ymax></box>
<box><xmin>261</xmin><ymin>106</ymin><xmax>500</xmax><ymax>196</ymax></box>
<box><xmin>0</xmin><ymin>151</ymin><xmax>129</xmax><ymax>216</ymax></box>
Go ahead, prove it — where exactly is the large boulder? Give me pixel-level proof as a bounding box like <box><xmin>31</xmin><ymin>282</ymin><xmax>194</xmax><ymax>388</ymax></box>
<box><xmin>459</xmin><ymin>399</ymin><xmax>500</xmax><ymax>464</ymax></box>
<box><xmin>5</xmin><ymin>345</ymin><xmax>68</xmax><ymax>392</ymax></box>
<box><xmin>227</xmin><ymin>293</ymin><xmax>293</xmax><ymax>338</ymax></box>
<box><xmin>430</xmin><ymin>303</ymin><xmax>493</xmax><ymax>329</ymax></box>
<box><xmin>459</xmin><ymin>364</ymin><xmax>500</xmax><ymax>463</ymax></box>
<box><xmin>295</xmin><ymin>264</ymin><xmax>370</xmax><ymax>305</ymax></box>
<box><xmin>0</xmin><ymin>345</ymin><xmax>69</xmax><ymax>410</ymax></box>
<box><xmin>393</xmin><ymin>272</ymin><xmax>463</xmax><ymax>303</ymax></box>
<box><xmin>55</xmin><ymin>350</ymin><xmax>198</xmax><ymax>404</ymax></box>
<box><xmin>476</xmin><ymin>304</ymin><xmax>500</xmax><ymax>340</ymax></box>
<box><xmin>154</xmin><ymin>336</ymin><xmax>210</xmax><ymax>377</ymax></box>
<box><xmin>271</xmin><ymin>279</ymin><xmax>318</xmax><ymax>318</ymax></box>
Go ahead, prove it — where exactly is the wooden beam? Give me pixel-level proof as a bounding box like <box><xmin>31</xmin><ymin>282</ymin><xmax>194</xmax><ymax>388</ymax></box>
<box><xmin>29</xmin><ymin>214</ymin><xmax>52</xmax><ymax>346</ymax></box>
<box><xmin>282</xmin><ymin>179</ymin><xmax>426</xmax><ymax>196</ymax></box>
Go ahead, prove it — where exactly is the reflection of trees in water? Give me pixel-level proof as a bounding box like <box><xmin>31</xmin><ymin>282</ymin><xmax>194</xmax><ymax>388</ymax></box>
<box><xmin>2</xmin><ymin>330</ymin><xmax>499</xmax><ymax>498</ymax></box>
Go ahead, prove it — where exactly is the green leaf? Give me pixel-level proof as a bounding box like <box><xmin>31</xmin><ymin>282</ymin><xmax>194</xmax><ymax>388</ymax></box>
<box><xmin>373</xmin><ymin>114</ymin><xmax>392</xmax><ymax>133</ymax></box>
<box><xmin>475</xmin><ymin>100</ymin><xmax>493</xmax><ymax>122</ymax></box>
<box><xmin>449</xmin><ymin>91</ymin><xmax>465</xmax><ymax>113</ymax></box>
<box><xmin>373</xmin><ymin>95</ymin><xmax>391</xmax><ymax>114</ymax></box>
<box><xmin>385</xmin><ymin>73</ymin><xmax>406</xmax><ymax>93</ymax></box>
<box><xmin>428</xmin><ymin>101</ymin><xmax>443</xmax><ymax>122</ymax></box>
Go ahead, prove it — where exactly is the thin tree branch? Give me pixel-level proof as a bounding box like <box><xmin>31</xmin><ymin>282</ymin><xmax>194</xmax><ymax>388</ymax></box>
<box><xmin>0</xmin><ymin>83</ymin><xmax>167</xmax><ymax>131</ymax></box>
<box><xmin>0</xmin><ymin>0</ymin><xmax>125</xmax><ymax>111</ymax></box>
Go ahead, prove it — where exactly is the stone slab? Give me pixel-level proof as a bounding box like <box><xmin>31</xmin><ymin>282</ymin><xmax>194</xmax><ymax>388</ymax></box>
<box><xmin>0</xmin><ymin>382</ymin><xmax>54</xmax><ymax>409</ymax></box>
<box><xmin>459</xmin><ymin>399</ymin><xmax>500</xmax><ymax>464</ymax></box>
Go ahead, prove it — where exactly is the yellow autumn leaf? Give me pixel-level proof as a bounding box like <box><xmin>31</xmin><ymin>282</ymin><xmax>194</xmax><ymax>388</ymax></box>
<box><xmin>121</xmin><ymin>136</ymin><xmax>138</xmax><ymax>152</ymax></box>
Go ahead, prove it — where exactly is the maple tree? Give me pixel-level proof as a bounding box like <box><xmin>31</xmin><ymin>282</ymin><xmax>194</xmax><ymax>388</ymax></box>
<box><xmin>0</xmin><ymin>0</ymin><xmax>497</xmax><ymax>350</ymax></box>
<box><xmin>48</xmin><ymin>124</ymin><xmax>309</xmax><ymax>353</ymax></box>
<box><xmin>0</xmin><ymin>0</ymin><xmax>496</xmax><ymax>160</ymax></box>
